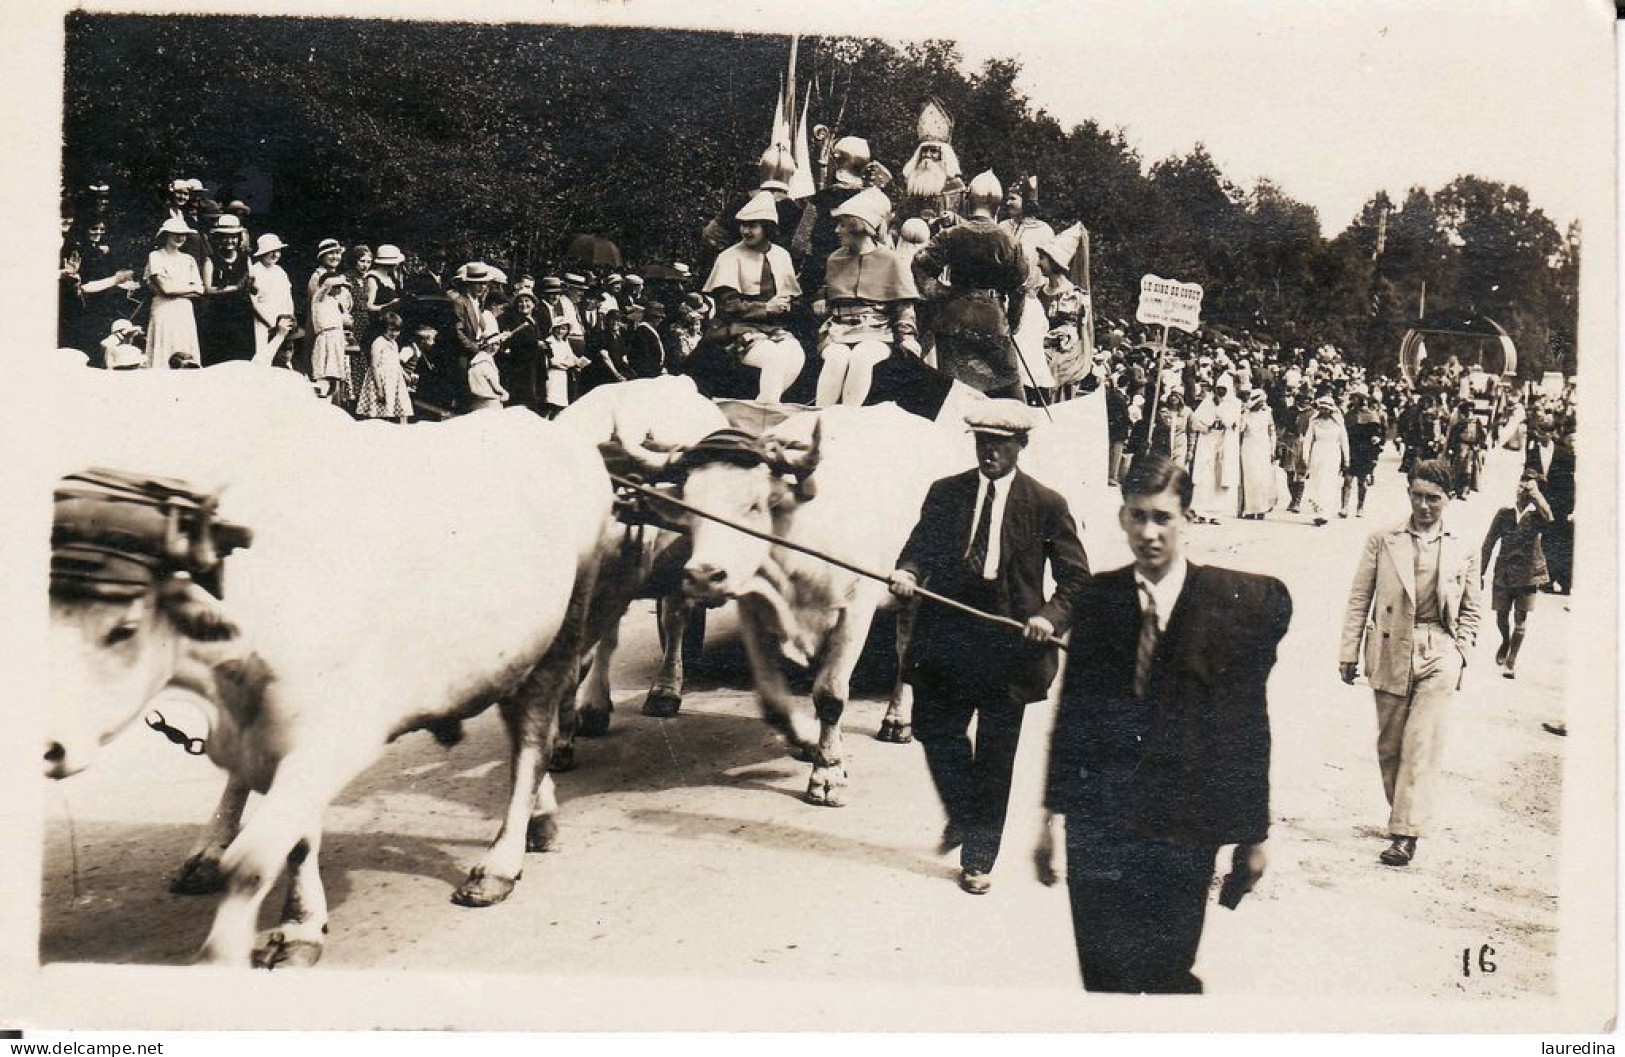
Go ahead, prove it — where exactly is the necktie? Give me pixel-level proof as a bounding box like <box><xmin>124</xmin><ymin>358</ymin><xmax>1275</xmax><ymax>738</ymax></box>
<box><xmin>966</xmin><ymin>480</ymin><xmax>996</xmax><ymax>576</ymax></box>
<box><xmin>1133</xmin><ymin>582</ymin><xmax>1159</xmax><ymax>698</ymax></box>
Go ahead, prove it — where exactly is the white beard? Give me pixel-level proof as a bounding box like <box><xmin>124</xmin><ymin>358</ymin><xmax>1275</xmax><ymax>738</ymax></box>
<box><xmin>905</xmin><ymin>158</ymin><xmax>948</xmax><ymax>199</ymax></box>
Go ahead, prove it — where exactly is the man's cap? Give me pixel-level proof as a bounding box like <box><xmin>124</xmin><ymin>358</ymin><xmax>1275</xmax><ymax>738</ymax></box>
<box><xmin>964</xmin><ymin>399</ymin><xmax>1038</xmax><ymax>437</ymax></box>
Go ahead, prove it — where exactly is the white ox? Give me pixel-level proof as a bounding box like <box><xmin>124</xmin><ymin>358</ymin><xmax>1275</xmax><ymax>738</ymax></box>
<box><xmin>636</xmin><ymin>400</ymin><xmax>967</xmax><ymax>805</ymax></box>
<box><xmin>549</xmin><ymin>377</ymin><xmax>731</xmax><ymax>764</ymax></box>
<box><xmin>39</xmin><ymin>363</ymin><xmax>614</xmax><ymax>967</ymax></box>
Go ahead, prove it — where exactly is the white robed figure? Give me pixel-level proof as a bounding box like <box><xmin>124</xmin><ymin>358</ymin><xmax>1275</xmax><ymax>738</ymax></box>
<box><xmin>1239</xmin><ymin>389</ymin><xmax>1277</xmax><ymax>517</ymax></box>
<box><xmin>1301</xmin><ymin>395</ymin><xmax>1351</xmax><ymax>525</ymax></box>
<box><xmin>1189</xmin><ymin>377</ymin><xmax>1242</xmax><ymax>523</ymax></box>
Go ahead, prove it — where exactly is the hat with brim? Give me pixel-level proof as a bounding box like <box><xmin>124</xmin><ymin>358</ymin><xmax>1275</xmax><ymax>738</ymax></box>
<box><xmin>169</xmin><ymin>179</ymin><xmax>190</xmax><ymax>193</ymax></box>
<box><xmin>1314</xmin><ymin>396</ymin><xmax>1336</xmax><ymax>412</ymax></box>
<box><xmin>563</xmin><ymin>272</ymin><xmax>588</xmax><ymax>288</ymax></box>
<box><xmin>252</xmin><ymin>233</ymin><xmax>289</xmax><ymax>257</ymax></box>
<box><xmin>110</xmin><ymin>318</ymin><xmax>142</xmax><ymax>337</ymax></box>
<box><xmin>735</xmin><ymin>191</ymin><xmax>780</xmax><ymax>225</ymax></box>
<box><xmin>157</xmin><ymin>218</ymin><xmax>195</xmax><ymax>237</ymax></box>
<box><xmin>316</xmin><ymin>238</ymin><xmax>343</xmax><ymax>257</ymax></box>
<box><xmin>373</xmin><ymin>244</ymin><xmax>405</xmax><ymax>266</ymax></box>
<box><xmin>964</xmin><ymin>398</ymin><xmax>1037</xmax><ymax>438</ymax></box>
<box><xmin>455</xmin><ymin>262</ymin><xmax>494</xmax><ymax>284</ymax></box>
<box><xmin>210</xmin><ymin>214</ymin><xmax>244</xmax><ymax>234</ymax></box>
<box><xmin>184</xmin><ymin>179</ymin><xmax>205</xmax><ymax>192</ymax></box>
<box><xmin>830</xmin><ymin>186</ymin><xmax>892</xmax><ymax>236</ymax></box>
<box><xmin>538</xmin><ymin>277</ymin><xmax>565</xmax><ymax>295</ymax></box>
<box><xmin>758</xmin><ymin>179</ymin><xmax>789</xmax><ymax>194</ymax></box>
<box><xmin>672</xmin><ymin>263</ymin><xmax>692</xmax><ymax>278</ymax></box>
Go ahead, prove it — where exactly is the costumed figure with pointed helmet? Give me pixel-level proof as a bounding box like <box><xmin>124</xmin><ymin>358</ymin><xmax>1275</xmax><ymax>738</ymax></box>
<box><xmin>813</xmin><ymin>187</ymin><xmax>920</xmax><ymax>407</ymax></box>
<box><xmin>908</xmin><ymin>171</ymin><xmax>1028</xmax><ymax>398</ymax></box>
<box><xmin>999</xmin><ymin>176</ymin><xmax>1058</xmax><ymax>401</ymax></box>
<box><xmin>691</xmin><ymin>191</ymin><xmax>807</xmax><ymax>402</ymax></box>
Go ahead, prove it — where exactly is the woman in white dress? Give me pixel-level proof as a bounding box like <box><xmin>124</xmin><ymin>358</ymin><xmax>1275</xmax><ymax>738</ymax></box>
<box><xmin>1238</xmin><ymin>388</ymin><xmax>1278</xmax><ymax>518</ymax></box>
<box><xmin>1301</xmin><ymin>395</ymin><xmax>1350</xmax><ymax>526</ymax></box>
<box><xmin>249</xmin><ymin>233</ymin><xmax>297</xmax><ymax>366</ymax></box>
<box><xmin>814</xmin><ymin>187</ymin><xmax>920</xmax><ymax>407</ymax></box>
<box><xmin>997</xmin><ymin>181</ymin><xmax>1056</xmax><ymax>401</ymax></box>
<box><xmin>1188</xmin><ymin>377</ymin><xmax>1243</xmax><ymax>524</ymax></box>
<box><xmin>144</xmin><ymin>217</ymin><xmax>205</xmax><ymax>369</ymax></box>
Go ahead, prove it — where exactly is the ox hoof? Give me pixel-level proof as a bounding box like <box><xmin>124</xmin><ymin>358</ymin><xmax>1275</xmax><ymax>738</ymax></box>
<box><xmin>579</xmin><ymin>708</ymin><xmax>612</xmax><ymax>738</ymax></box>
<box><xmin>451</xmin><ymin>868</ymin><xmax>520</xmax><ymax>908</ymax></box>
<box><xmin>548</xmin><ymin>744</ymin><xmax>577</xmax><ymax>773</ymax></box>
<box><xmin>642</xmin><ymin>690</ymin><xmax>683</xmax><ymax>718</ymax></box>
<box><xmin>876</xmin><ymin>720</ymin><xmax>914</xmax><ymax>745</ymax></box>
<box><xmin>169</xmin><ymin>856</ymin><xmax>227</xmax><ymax>895</ymax></box>
<box><xmin>526</xmin><ymin>814</ymin><xmax>560</xmax><ymax>853</ymax></box>
<box><xmin>805</xmin><ymin>767</ymin><xmax>849</xmax><ymax>808</ymax></box>
<box><xmin>252</xmin><ymin>931</ymin><xmax>325</xmax><ymax>970</ymax></box>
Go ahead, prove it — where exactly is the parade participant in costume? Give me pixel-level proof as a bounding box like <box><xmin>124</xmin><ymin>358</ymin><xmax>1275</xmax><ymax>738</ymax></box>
<box><xmin>1341</xmin><ymin>458</ymin><xmax>1481</xmax><ymax>868</ymax></box>
<box><xmin>890</xmin><ymin>400</ymin><xmax>1090</xmax><ymax>896</ymax></box>
<box><xmin>795</xmin><ymin>135</ymin><xmax>888</xmax><ymax>290</ymax></box>
<box><xmin>909</xmin><ymin>171</ymin><xmax>1027</xmax><ymax>398</ymax></box>
<box><xmin>1039</xmin><ymin>455</ymin><xmax>1290</xmax><ymax>993</ymax></box>
<box><xmin>900</xmin><ymin>99</ymin><xmax>966</xmax><ymax>225</ymax></box>
<box><xmin>999</xmin><ymin>177</ymin><xmax>1056</xmax><ymax>402</ymax></box>
<box><xmin>1480</xmin><ymin>469</ymin><xmax>1552</xmax><ymax>681</ymax></box>
<box><xmin>1034</xmin><ymin>224</ymin><xmax>1094</xmax><ymax>398</ymax></box>
<box><xmin>813</xmin><ymin>186</ymin><xmax>920</xmax><ymax>407</ymax></box>
<box><xmin>1238</xmin><ymin>388</ymin><xmax>1277</xmax><ymax>519</ymax></box>
<box><xmin>697</xmin><ymin>191</ymin><xmax>806</xmax><ymax>402</ymax></box>
<box><xmin>1187</xmin><ymin>376</ymin><xmax>1242</xmax><ymax>523</ymax></box>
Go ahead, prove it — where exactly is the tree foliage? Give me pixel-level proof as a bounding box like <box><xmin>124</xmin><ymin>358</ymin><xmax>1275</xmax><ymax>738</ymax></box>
<box><xmin>63</xmin><ymin>14</ymin><xmax>1579</xmax><ymax>376</ymax></box>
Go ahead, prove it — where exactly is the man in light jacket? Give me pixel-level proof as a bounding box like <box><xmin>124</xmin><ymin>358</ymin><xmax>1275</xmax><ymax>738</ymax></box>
<box><xmin>1339</xmin><ymin>458</ymin><xmax>1481</xmax><ymax>867</ymax></box>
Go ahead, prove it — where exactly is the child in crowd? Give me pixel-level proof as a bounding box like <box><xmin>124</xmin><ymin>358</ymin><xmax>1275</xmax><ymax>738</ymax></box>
<box><xmin>544</xmin><ymin>315</ymin><xmax>587</xmax><ymax>418</ymax></box>
<box><xmin>356</xmin><ymin>311</ymin><xmax>413</xmax><ymax>424</ymax></box>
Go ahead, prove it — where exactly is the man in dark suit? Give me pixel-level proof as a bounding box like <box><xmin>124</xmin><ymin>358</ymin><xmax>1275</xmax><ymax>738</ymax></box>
<box><xmin>1037</xmin><ymin>455</ymin><xmax>1291</xmax><ymax>992</ymax></box>
<box><xmin>890</xmin><ymin>400</ymin><xmax>1091</xmax><ymax>895</ymax></box>
<box><xmin>1524</xmin><ymin>412</ymin><xmax>1576</xmax><ymax>594</ymax></box>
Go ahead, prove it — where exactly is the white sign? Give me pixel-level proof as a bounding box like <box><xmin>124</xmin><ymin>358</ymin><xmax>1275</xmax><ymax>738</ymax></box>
<box><xmin>1136</xmin><ymin>274</ymin><xmax>1204</xmax><ymax>333</ymax></box>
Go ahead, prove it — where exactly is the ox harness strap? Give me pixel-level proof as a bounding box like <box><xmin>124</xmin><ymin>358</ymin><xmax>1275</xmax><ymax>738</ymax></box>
<box><xmin>51</xmin><ymin>468</ymin><xmax>255</xmax><ymax>757</ymax></box>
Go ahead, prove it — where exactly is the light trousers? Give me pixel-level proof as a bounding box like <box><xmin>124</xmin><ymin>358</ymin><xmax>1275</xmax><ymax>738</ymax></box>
<box><xmin>1372</xmin><ymin>623</ymin><xmax>1462</xmax><ymax>837</ymax></box>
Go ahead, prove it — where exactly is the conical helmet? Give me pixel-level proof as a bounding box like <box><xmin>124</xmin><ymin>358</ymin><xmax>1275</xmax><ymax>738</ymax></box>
<box><xmin>966</xmin><ymin>171</ymin><xmax>1003</xmax><ymax>212</ymax></box>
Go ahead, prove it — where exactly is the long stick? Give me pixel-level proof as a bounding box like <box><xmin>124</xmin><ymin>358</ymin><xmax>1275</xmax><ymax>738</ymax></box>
<box><xmin>1141</xmin><ymin>322</ymin><xmax>1169</xmax><ymax>454</ymax></box>
<box><xmin>610</xmin><ymin>474</ymin><xmax>1066</xmax><ymax>649</ymax></box>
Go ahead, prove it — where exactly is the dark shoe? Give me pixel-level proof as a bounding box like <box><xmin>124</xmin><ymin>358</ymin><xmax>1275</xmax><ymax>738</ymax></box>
<box><xmin>958</xmin><ymin>869</ymin><xmax>991</xmax><ymax>895</ymax></box>
<box><xmin>1542</xmin><ymin>722</ymin><xmax>1568</xmax><ymax>737</ymax></box>
<box><xmin>1379</xmin><ymin>836</ymin><xmax>1417</xmax><ymax>867</ymax></box>
<box><xmin>1495</xmin><ymin>640</ymin><xmax>1509</xmax><ymax>666</ymax></box>
<box><xmin>1313</xmin><ymin>517</ymin><xmax>1328</xmax><ymax>527</ymax></box>
<box><xmin>937</xmin><ymin>823</ymin><xmax>964</xmax><ymax>856</ymax></box>
<box><xmin>1502</xmin><ymin>668</ymin><xmax>1516</xmax><ymax>680</ymax></box>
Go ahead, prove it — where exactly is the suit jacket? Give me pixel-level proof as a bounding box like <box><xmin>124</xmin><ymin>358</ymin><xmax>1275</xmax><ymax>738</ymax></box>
<box><xmin>1524</xmin><ymin>438</ymin><xmax>1576</xmax><ymax>520</ymax></box>
<box><xmin>448</xmin><ymin>290</ymin><xmax>485</xmax><ymax>357</ymax></box>
<box><xmin>1481</xmin><ymin>505</ymin><xmax>1550</xmax><ymax>589</ymax></box>
<box><xmin>896</xmin><ymin>468</ymin><xmax>1090</xmax><ymax>704</ymax></box>
<box><xmin>1339</xmin><ymin>518</ymin><xmax>1481</xmax><ymax>696</ymax></box>
<box><xmin>1044</xmin><ymin>564</ymin><xmax>1291</xmax><ymax>846</ymax></box>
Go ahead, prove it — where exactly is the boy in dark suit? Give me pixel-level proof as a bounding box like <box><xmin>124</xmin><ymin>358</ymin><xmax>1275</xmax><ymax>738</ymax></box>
<box><xmin>890</xmin><ymin>399</ymin><xmax>1091</xmax><ymax>895</ymax></box>
<box><xmin>1037</xmin><ymin>455</ymin><xmax>1291</xmax><ymax>992</ymax></box>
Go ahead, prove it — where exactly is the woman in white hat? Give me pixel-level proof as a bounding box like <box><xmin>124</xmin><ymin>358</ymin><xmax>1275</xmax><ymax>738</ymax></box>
<box><xmin>365</xmin><ymin>244</ymin><xmax>410</xmax><ymax>324</ymax></box>
<box><xmin>1238</xmin><ymin>388</ymin><xmax>1278</xmax><ymax>519</ymax></box>
<box><xmin>813</xmin><ymin>186</ymin><xmax>920</xmax><ymax>407</ymax></box>
<box><xmin>1300</xmin><ymin>393</ymin><xmax>1350</xmax><ymax>526</ymax></box>
<box><xmin>249</xmin><ymin>233</ymin><xmax>297</xmax><ymax>366</ymax></box>
<box><xmin>100</xmin><ymin>318</ymin><xmax>146</xmax><ymax>370</ymax></box>
<box><xmin>200</xmin><ymin>213</ymin><xmax>255</xmax><ymax>364</ymax></box>
<box><xmin>143</xmin><ymin>217</ymin><xmax>205</xmax><ymax>369</ymax></box>
<box><xmin>700</xmin><ymin>191</ymin><xmax>805</xmax><ymax>402</ymax></box>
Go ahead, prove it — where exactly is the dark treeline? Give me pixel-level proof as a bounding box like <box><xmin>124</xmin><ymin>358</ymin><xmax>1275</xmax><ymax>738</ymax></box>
<box><xmin>62</xmin><ymin>14</ymin><xmax>1579</xmax><ymax>377</ymax></box>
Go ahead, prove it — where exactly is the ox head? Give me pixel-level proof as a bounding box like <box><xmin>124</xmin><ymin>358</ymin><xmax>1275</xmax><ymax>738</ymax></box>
<box><xmin>619</xmin><ymin>423</ymin><xmax>821</xmax><ymax>606</ymax></box>
<box><xmin>46</xmin><ymin>472</ymin><xmax>249</xmax><ymax>779</ymax></box>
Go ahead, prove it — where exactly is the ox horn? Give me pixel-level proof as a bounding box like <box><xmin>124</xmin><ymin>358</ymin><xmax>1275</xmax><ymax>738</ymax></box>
<box><xmin>613</xmin><ymin>426</ymin><xmax>682</xmax><ymax>476</ymax></box>
<box><xmin>774</xmin><ymin>419</ymin><xmax>823</xmax><ymax>477</ymax></box>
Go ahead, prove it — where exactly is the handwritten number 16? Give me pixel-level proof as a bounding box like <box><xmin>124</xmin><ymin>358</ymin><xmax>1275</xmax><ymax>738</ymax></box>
<box><xmin>1462</xmin><ymin>945</ymin><xmax>1496</xmax><ymax>977</ymax></box>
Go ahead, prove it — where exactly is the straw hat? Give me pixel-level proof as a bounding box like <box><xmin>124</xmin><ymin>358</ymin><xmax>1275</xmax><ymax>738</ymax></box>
<box><xmin>373</xmin><ymin>244</ymin><xmax>405</xmax><ymax>266</ymax></box>
<box><xmin>252</xmin><ymin>233</ymin><xmax>289</xmax><ymax>258</ymax></box>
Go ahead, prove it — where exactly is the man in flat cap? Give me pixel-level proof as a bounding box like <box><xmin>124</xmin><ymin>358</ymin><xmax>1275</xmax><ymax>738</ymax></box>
<box><xmin>890</xmin><ymin>399</ymin><xmax>1090</xmax><ymax>895</ymax></box>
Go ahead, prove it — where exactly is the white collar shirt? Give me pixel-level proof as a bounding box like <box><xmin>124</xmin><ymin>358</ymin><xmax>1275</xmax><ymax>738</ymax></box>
<box><xmin>969</xmin><ymin>472</ymin><xmax>1015</xmax><ymax>580</ymax></box>
<box><xmin>1134</xmin><ymin>557</ymin><xmax>1189</xmax><ymax>633</ymax></box>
